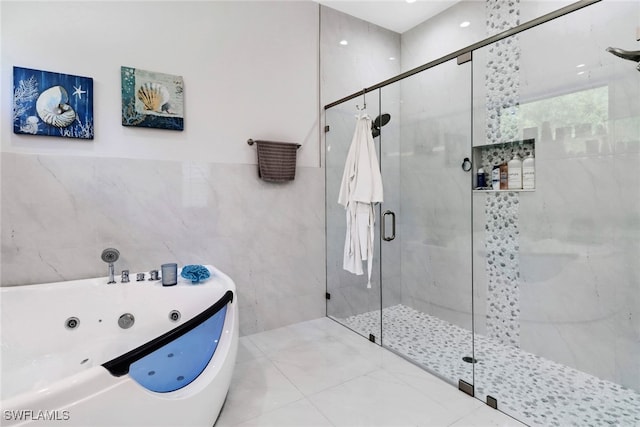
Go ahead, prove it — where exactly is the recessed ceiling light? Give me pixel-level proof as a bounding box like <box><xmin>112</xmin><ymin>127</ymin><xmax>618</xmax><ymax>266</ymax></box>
<box><xmin>339</xmin><ymin>40</ymin><xmax>348</xmax><ymax>46</ymax></box>
<box><xmin>577</xmin><ymin>71</ymin><xmax>585</xmax><ymax>75</ymax></box>
<box><xmin>576</xmin><ymin>63</ymin><xmax>585</xmax><ymax>68</ymax></box>
<box><xmin>460</xmin><ymin>21</ymin><xmax>471</xmax><ymax>28</ymax></box>
<box><xmin>389</xmin><ymin>57</ymin><xmax>396</xmax><ymax>61</ymax></box>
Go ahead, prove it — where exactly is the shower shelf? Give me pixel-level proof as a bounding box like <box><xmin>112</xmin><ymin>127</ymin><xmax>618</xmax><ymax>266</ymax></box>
<box><xmin>472</xmin><ymin>138</ymin><xmax>536</xmax><ymax>191</ymax></box>
<box><xmin>473</xmin><ymin>189</ymin><xmax>535</xmax><ymax>193</ymax></box>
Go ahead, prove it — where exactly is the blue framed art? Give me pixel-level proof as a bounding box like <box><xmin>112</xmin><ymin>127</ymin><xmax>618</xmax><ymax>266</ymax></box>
<box><xmin>13</xmin><ymin>66</ymin><xmax>94</xmax><ymax>139</ymax></box>
<box><xmin>121</xmin><ymin>66</ymin><xmax>184</xmax><ymax>131</ymax></box>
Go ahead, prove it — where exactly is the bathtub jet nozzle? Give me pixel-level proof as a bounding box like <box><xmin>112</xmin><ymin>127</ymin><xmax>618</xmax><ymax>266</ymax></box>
<box><xmin>101</xmin><ymin>248</ymin><xmax>120</xmax><ymax>284</ymax></box>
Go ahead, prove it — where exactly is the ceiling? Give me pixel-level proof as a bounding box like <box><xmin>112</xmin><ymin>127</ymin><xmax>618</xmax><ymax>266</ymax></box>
<box><xmin>316</xmin><ymin>0</ymin><xmax>460</xmax><ymax>34</ymax></box>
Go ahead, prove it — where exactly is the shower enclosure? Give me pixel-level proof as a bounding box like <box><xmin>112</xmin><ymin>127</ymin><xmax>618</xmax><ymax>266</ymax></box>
<box><xmin>325</xmin><ymin>1</ymin><xmax>640</xmax><ymax>425</ymax></box>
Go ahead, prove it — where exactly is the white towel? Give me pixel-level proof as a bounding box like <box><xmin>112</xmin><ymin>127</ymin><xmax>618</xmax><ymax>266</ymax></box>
<box><xmin>338</xmin><ymin>114</ymin><xmax>383</xmax><ymax>288</ymax></box>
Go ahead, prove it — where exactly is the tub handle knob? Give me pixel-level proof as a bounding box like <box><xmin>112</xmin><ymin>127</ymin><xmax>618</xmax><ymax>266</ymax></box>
<box><xmin>121</xmin><ymin>270</ymin><xmax>130</xmax><ymax>283</ymax></box>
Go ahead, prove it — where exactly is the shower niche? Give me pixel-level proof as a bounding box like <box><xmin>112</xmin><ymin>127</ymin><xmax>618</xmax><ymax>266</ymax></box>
<box><xmin>471</xmin><ymin>138</ymin><xmax>535</xmax><ymax>191</ymax></box>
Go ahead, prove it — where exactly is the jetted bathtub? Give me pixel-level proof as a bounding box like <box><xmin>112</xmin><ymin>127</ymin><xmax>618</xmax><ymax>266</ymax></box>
<box><xmin>0</xmin><ymin>265</ymin><xmax>238</xmax><ymax>426</ymax></box>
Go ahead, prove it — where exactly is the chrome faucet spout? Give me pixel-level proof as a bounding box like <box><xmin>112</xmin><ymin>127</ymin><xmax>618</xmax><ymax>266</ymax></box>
<box><xmin>108</xmin><ymin>263</ymin><xmax>116</xmax><ymax>284</ymax></box>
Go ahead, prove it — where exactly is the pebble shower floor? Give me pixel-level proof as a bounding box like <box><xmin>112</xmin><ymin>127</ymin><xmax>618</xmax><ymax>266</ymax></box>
<box><xmin>336</xmin><ymin>304</ymin><xmax>640</xmax><ymax>427</ymax></box>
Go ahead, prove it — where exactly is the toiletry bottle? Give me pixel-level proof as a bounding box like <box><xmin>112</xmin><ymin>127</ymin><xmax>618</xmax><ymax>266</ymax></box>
<box><xmin>477</xmin><ymin>168</ymin><xmax>486</xmax><ymax>189</ymax></box>
<box><xmin>492</xmin><ymin>166</ymin><xmax>501</xmax><ymax>190</ymax></box>
<box><xmin>522</xmin><ymin>153</ymin><xmax>535</xmax><ymax>189</ymax></box>
<box><xmin>508</xmin><ymin>154</ymin><xmax>522</xmax><ymax>190</ymax></box>
<box><xmin>499</xmin><ymin>163</ymin><xmax>508</xmax><ymax>190</ymax></box>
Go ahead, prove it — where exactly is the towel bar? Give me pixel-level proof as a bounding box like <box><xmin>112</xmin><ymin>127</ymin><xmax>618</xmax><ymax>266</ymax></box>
<box><xmin>248</xmin><ymin>139</ymin><xmax>300</xmax><ymax>182</ymax></box>
<box><xmin>247</xmin><ymin>139</ymin><xmax>301</xmax><ymax>149</ymax></box>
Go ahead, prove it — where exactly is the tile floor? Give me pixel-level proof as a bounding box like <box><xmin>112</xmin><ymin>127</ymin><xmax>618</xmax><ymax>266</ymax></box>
<box><xmin>214</xmin><ymin>317</ymin><xmax>525</xmax><ymax>427</ymax></box>
<box><xmin>338</xmin><ymin>304</ymin><xmax>640</xmax><ymax>427</ymax></box>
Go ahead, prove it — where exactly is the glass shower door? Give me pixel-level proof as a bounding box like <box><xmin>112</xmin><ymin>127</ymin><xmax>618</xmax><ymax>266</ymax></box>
<box><xmin>471</xmin><ymin>1</ymin><xmax>640</xmax><ymax>424</ymax></box>
<box><xmin>325</xmin><ymin>91</ymin><xmax>383</xmax><ymax>342</ymax></box>
<box><xmin>380</xmin><ymin>57</ymin><xmax>475</xmax><ymax>389</ymax></box>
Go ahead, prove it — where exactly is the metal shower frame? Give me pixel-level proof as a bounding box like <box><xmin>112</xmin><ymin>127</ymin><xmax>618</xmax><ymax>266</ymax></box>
<box><xmin>324</xmin><ymin>0</ymin><xmax>601</xmax><ymax>110</ymax></box>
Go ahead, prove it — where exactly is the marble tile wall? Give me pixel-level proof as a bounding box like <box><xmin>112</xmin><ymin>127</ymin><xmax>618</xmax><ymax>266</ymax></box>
<box><xmin>330</xmin><ymin>0</ymin><xmax>639</xmax><ymax>396</ymax></box>
<box><xmin>400</xmin><ymin>1</ymin><xmax>485</xmax><ymax>72</ymax></box>
<box><xmin>321</xmin><ymin>5</ymin><xmax>401</xmax><ymax>328</ymax></box>
<box><xmin>0</xmin><ymin>153</ymin><xmax>325</xmax><ymax>336</ymax></box>
<box><xmin>322</xmin><ymin>0</ymin><xmax>638</xmax><ymax>394</ymax></box>
<box><xmin>396</xmin><ymin>58</ymin><xmax>473</xmax><ymax>331</ymax></box>
<box><xmin>395</xmin><ymin>0</ymin><xmax>580</xmax><ymax>340</ymax></box>
<box><xmin>1</xmin><ymin>1</ymin><xmax>324</xmax><ymax>337</ymax></box>
<box><xmin>320</xmin><ymin>6</ymin><xmax>401</xmax><ymax>107</ymax></box>
<box><xmin>325</xmin><ymin>98</ymin><xmax>385</xmax><ymax>327</ymax></box>
<box><xmin>472</xmin><ymin>0</ymin><xmax>640</xmax><ymax>391</ymax></box>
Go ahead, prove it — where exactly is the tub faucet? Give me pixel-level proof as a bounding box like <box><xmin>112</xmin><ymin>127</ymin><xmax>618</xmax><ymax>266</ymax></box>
<box><xmin>101</xmin><ymin>248</ymin><xmax>120</xmax><ymax>284</ymax></box>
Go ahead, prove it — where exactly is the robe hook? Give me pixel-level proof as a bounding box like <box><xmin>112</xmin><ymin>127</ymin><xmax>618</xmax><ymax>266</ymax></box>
<box><xmin>356</xmin><ymin>89</ymin><xmax>367</xmax><ymax>111</ymax></box>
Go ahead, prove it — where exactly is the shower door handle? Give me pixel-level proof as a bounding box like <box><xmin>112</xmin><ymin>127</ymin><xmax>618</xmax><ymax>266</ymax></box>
<box><xmin>382</xmin><ymin>210</ymin><xmax>396</xmax><ymax>241</ymax></box>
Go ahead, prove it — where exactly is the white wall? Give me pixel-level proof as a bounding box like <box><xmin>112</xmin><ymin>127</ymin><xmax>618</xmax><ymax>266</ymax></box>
<box><xmin>1</xmin><ymin>1</ymin><xmax>319</xmax><ymax>166</ymax></box>
<box><xmin>1</xmin><ymin>1</ymin><xmax>325</xmax><ymax>336</ymax></box>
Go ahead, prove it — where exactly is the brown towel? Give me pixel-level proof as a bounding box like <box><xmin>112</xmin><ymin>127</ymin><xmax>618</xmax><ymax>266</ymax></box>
<box><xmin>254</xmin><ymin>140</ymin><xmax>300</xmax><ymax>182</ymax></box>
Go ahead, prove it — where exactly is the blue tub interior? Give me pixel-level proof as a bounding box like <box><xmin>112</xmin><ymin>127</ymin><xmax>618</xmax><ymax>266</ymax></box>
<box><xmin>129</xmin><ymin>305</ymin><xmax>228</xmax><ymax>392</ymax></box>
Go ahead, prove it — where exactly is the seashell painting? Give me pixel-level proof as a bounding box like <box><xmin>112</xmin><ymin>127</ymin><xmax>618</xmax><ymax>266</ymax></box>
<box><xmin>13</xmin><ymin>66</ymin><xmax>94</xmax><ymax>139</ymax></box>
<box><xmin>36</xmin><ymin>86</ymin><xmax>76</xmax><ymax>128</ymax></box>
<box><xmin>137</xmin><ymin>82</ymin><xmax>171</xmax><ymax>113</ymax></box>
<box><xmin>121</xmin><ymin>66</ymin><xmax>184</xmax><ymax>131</ymax></box>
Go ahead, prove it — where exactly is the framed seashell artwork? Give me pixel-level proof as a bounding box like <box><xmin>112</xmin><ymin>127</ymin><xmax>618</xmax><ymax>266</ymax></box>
<box><xmin>121</xmin><ymin>66</ymin><xmax>184</xmax><ymax>131</ymax></box>
<box><xmin>13</xmin><ymin>66</ymin><xmax>94</xmax><ymax>139</ymax></box>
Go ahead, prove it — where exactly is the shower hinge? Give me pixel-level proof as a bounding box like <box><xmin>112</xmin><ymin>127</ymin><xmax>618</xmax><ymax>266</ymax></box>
<box><xmin>458</xmin><ymin>380</ymin><xmax>474</xmax><ymax>397</ymax></box>
<box><xmin>369</xmin><ymin>334</ymin><xmax>376</xmax><ymax>343</ymax></box>
<box><xmin>457</xmin><ymin>51</ymin><xmax>472</xmax><ymax>65</ymax></box>
<box><xmin>324</xmin><ymin>125</ymin><xmax>330</xmax><ymax>133</ymax></box>
<box><xmin>487</xmin><ymin>395</ymin><xmax>498</xmax><ymax>410</ymax></box>
<box><xmin>325</xmin><ymin>292</ymin><xmax>331</xmax><ymax>300</ymax></box>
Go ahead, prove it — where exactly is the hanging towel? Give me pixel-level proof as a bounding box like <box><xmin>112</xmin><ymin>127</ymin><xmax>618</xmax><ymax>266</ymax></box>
<box><xmin>338</xmin><ymin>114</ymin><xmax>384</xmax><ymax>288</ymax></box>
<box><xmin>254</xmin><ymin>140</ymin><xmax>300</xmax><ymax>182</ymax></box>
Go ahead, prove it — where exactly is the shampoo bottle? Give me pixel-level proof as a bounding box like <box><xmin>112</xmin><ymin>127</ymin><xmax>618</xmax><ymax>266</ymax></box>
<box><xmin>499</xmin><ymin>163</ymin><xmax>508</xmax><ymax>190</ymax></box>
<box><xmin>522</xmin><ymin>153</ymin><xmax>535</xmax><ymax>189</ymax></box>
<box><xmin>477</xmin><ymin>168</ymin><xmax>486</xmax><ymax>188</ymax></box>
<box><xmin>492</xmin><ymin>166</ymin><xmax>501</xmax><ymax>190</ymax></box>
<box><xmin>508</xmin><ymin>154</ymin><xmax>522</xmax><ymax>190</ymax></box>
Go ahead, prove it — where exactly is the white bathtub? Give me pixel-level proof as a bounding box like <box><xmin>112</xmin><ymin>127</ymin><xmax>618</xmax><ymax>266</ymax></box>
<box><xmin>0</xmin><ymin>265</ymin><xmax>238</xmax><ymax>427</ymax></box>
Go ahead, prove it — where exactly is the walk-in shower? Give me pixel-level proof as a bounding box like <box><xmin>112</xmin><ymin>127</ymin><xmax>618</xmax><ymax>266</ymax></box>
<box><xmin>324</xmin><ymin>1</ymin><xmax>640</xmax><ymax>426</ymax></box>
